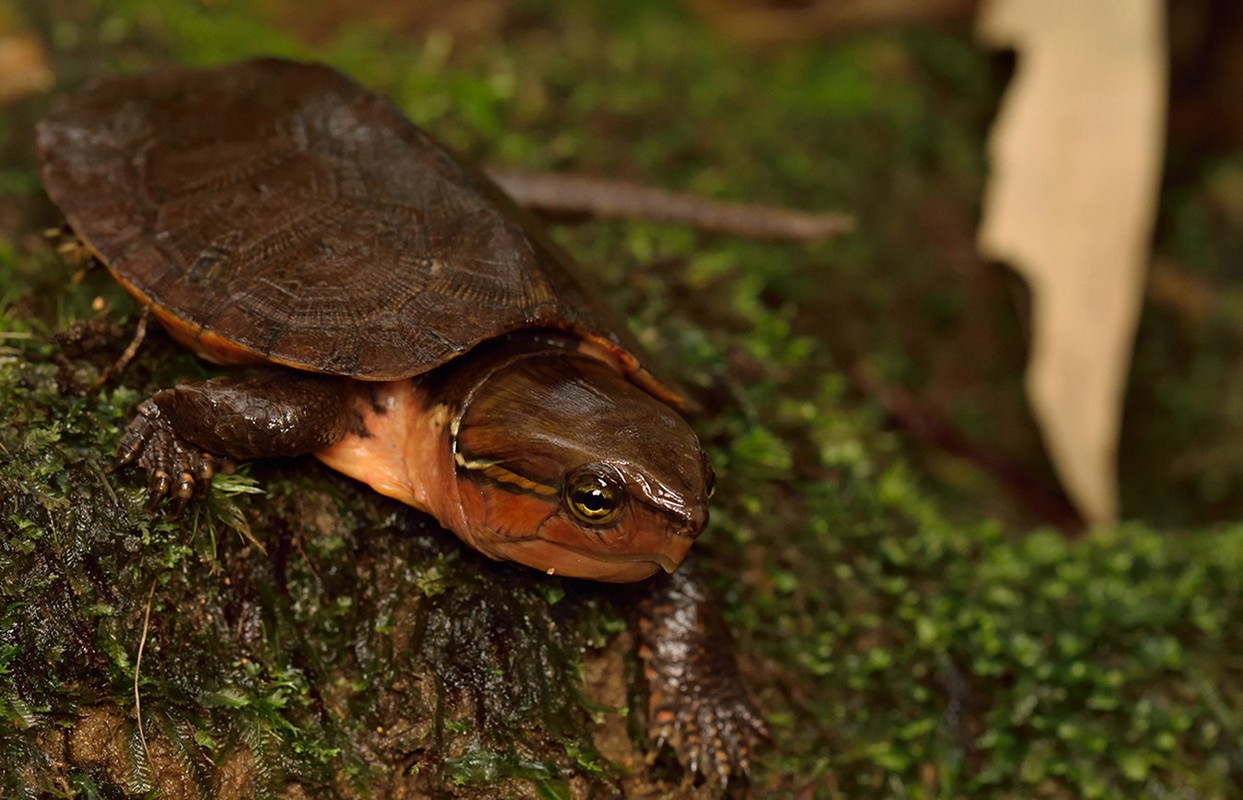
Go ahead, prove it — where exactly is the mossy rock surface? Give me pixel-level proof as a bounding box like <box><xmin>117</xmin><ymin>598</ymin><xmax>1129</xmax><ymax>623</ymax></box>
<box><xmin>0</xmin><ymin>301</ymin><xmax>650</xmax><ymax>797</ymax></box>
<box><xmin>3</xmin><ymin>1</ymin><xmax>1243</xmax><ymax>798</ymax></box>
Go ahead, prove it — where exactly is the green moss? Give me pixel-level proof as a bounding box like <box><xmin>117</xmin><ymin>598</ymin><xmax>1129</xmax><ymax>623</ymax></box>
<box><xmin>3</xmin><ymin>0</ymin><xmax>1243</xmax><ymax>797</ymax></box>
<box><xmin>0</xmin><ymin>297</ymin><xmax>631</xmax><ymax>796</ymax></box>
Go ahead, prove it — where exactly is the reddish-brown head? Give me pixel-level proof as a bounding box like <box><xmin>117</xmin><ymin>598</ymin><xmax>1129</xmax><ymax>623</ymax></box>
<box><xmin>445</xmin><ymin>351</ymin><xmax>711</xmax><ymax>582</ymax></box>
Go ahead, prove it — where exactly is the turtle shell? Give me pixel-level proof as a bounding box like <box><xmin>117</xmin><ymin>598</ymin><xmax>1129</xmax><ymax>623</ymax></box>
<box><xmin>38</xmin><ymin>58</ymin><xmax>685</xmax><ymax>406</ymax></box>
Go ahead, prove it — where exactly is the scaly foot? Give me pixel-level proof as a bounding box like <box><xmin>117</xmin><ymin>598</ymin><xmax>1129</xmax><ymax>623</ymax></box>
<box><xmin>115</xmin><ymin>396</ymin><xmax>235</xmax><ymax>513</ymax></box>
<box><xmin>638</xmin><ymin>562</ymin><xmax>767</xmax><ymax>788</ymax></box>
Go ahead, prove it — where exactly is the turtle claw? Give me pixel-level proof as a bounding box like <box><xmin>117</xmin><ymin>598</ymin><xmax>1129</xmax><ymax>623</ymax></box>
<box><xmin>638</xmin><ymin>564</ymin><xmax>768</xmax><ymax>789</ymax></box>
<box><xmin>116</xmin><ymin>397</ymin><xmax>232</xmax><ymax>511</ymax></box>
<box><xmin>644</xmin><ymin>661</ymin><xmax>768</xmax><ymax>788</ymax></box>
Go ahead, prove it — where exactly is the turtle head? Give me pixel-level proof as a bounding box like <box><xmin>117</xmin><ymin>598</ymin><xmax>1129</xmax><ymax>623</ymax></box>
<box><xmin>446</xmin><ymin>351</ymin><xmax>710</xmax><ymax>582</ymax></box>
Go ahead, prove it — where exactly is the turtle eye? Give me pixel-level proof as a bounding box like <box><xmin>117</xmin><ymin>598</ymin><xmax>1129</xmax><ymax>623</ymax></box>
<box><xmin>566</xmin><ymin>472</ymin><xmax>623</xmax><ymax>525</ymax></box>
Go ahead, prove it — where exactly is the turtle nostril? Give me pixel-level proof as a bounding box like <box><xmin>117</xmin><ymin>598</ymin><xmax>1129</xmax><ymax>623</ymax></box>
<box><xmin>676</xmin><ymin>507</ymin><xmax>709</xmax><ymax>539</ymax></box>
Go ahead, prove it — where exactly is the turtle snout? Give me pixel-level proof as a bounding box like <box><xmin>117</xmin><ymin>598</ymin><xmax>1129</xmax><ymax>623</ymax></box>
<box><xmin>676</xmin><ymin>505</ymin><xmax>709</xmax><ymax>539</ymax></box>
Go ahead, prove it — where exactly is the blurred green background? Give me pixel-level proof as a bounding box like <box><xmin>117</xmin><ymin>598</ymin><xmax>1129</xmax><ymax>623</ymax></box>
<box><xmin>2</xmin><ymin>0</ymin><xmax>1243</xmax><ymax>797</ymax></box>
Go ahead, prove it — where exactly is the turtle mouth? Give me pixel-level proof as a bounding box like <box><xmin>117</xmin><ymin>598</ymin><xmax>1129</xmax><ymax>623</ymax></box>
<box><xmin>551</xmin><ymin>544</ymin><xmax>681</xmax><ymax>577</ymax></box>
<box><xmin>609</xmin><ymin>551</ymin><xmax>679</xmax><ymax>574</ymax></box>
<box><xmin>651</xmin><ymin>553</ymin><xmax>680</xmax><ymax>574</ymax></box>
<box><xmin>492</xmin><ymin>536</ymin><xmax>686</xmax><ymax>582</ymax></box>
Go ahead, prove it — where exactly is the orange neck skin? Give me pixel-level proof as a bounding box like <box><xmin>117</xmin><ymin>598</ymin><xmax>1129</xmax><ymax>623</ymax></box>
<box><xmin>315</xmin><ymin>373</ymin><xmax>690</xmax><ymax>583</ymax></box>
<box><xmin>315</xmin><ymin>379</ymin><xmax>626</xmax><ymax>576</ymax></box>
<box><xmin>314</xmin><ymin>380</ymin><xmax>471</xmax><ymax>537</ymax></box>
<box><xmin>314</xmin><ymin>332</ymin><xmax>707</xmax><ymax>583</ymax></box>
<box><xmin>313</xmin><ymin>334</ymin><xmax>608</xmax><ymax>542</ymax></box>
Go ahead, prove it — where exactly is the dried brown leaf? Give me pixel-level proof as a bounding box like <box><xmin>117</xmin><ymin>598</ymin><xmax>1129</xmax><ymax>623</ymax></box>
<box><xmin>976</xmin><ymin>0</ymin><xmax>1166</xmax><ymax>523</ymax></box>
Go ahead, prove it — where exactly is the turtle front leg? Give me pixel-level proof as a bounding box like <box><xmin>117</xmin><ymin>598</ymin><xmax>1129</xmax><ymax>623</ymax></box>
<box><xmin>116</xmin><ymin>368</ymin><xmax>357</xmax><ymax>512</ymax></box>
<box><xmin>116</xmin><ymin>399</ymin><xmax>235</xmax><ymax>509</ymax></box>
<box><xmin>638</xmin><ymin>556</ymin><xmax>767</xmax><ymax>788</ymax></box>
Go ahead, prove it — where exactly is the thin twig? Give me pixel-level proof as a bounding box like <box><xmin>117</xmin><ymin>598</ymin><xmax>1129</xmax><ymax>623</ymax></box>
<box><xmin>852</xmin><ymin>363</ymin><xmax>1085</xmax><ymax>534</ymax></box>
<box><xmin>95</xmin><ymin>305</ymin><xmax>150</xmax><ymax>388</ymax></box>
<box><xmin>135</xmin><ymin>578</ymin><xmax>158</xmax><ymax>765</ymax></box>
<box><xmin>86</xmin><ymin>459</ymin><xmax>119</xmax><ymax>507</ymax></box>
<box><xmin>486</xmin><ymin>166</ymin><xmax>856</xmax><ymax>242</ymax></box>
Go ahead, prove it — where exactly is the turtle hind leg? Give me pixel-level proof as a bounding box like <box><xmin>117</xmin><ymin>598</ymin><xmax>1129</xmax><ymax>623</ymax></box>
<box><xmin>637</xmin><ymin>556</ymin><xmax>768</xmax><ymax>788</ymax></box>
<box><xmin>115</xmin><ymin>369</ymin><xmax>356</xmax><ymax>513</ymax></box>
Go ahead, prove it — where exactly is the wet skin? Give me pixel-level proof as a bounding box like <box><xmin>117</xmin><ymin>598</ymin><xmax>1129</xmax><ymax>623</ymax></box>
<box><xmin>120</xmin><ymin>333</ymin><xmax>708</xmax><ymax>582</ymax></box>
<box><xmin>115</xmin><ymin>333</ymin><xmax>766</xmax><ymax>784</ymax></box>
<box><xmin>40</xmin><ymin>58</ymin><xmax>765</xmax><ymax>786</ymax></box>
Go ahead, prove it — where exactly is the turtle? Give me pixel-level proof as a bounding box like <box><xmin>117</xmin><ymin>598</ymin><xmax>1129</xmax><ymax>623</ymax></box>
<box><xmin>37</xmin><ymin>58</ymin><xmax>765</xmax><ymax>783</ymax></box>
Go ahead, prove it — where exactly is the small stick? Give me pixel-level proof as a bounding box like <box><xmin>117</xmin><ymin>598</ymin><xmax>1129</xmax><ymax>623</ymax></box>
<box><xmin>135</xmin><ymin>578</ymin><xmax>158</xmax><ymax>767</ymax></box>
<box><xmin>486</xmin><ymin>166</ymin><xmax>856</xmax><ymax>243</ymax></box>
<box><xmin>85</xmin><ymin>459</ymin><xmax>119</xmax><ymax>506</ymax></box>
<box><xmin>852</xmin><ymin>363</ymin><xmax>1085</xmax><ymax>534</ymax></box>
<box><xmin>95</xmin><ymin>305</ymin><xmax>150</xmax><ymax>387</ymax></box>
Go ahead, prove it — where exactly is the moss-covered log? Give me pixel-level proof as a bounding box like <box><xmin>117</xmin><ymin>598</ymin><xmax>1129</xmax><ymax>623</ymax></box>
<box><xmin>0</xmin><ymin>301</ymin><xmax>663</xmax><ymax>797</ymax></box>
<box><xmin>4</xmin><ymin>2</ymin><xmax>1243</xmax><ymax>797</ymax></box>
